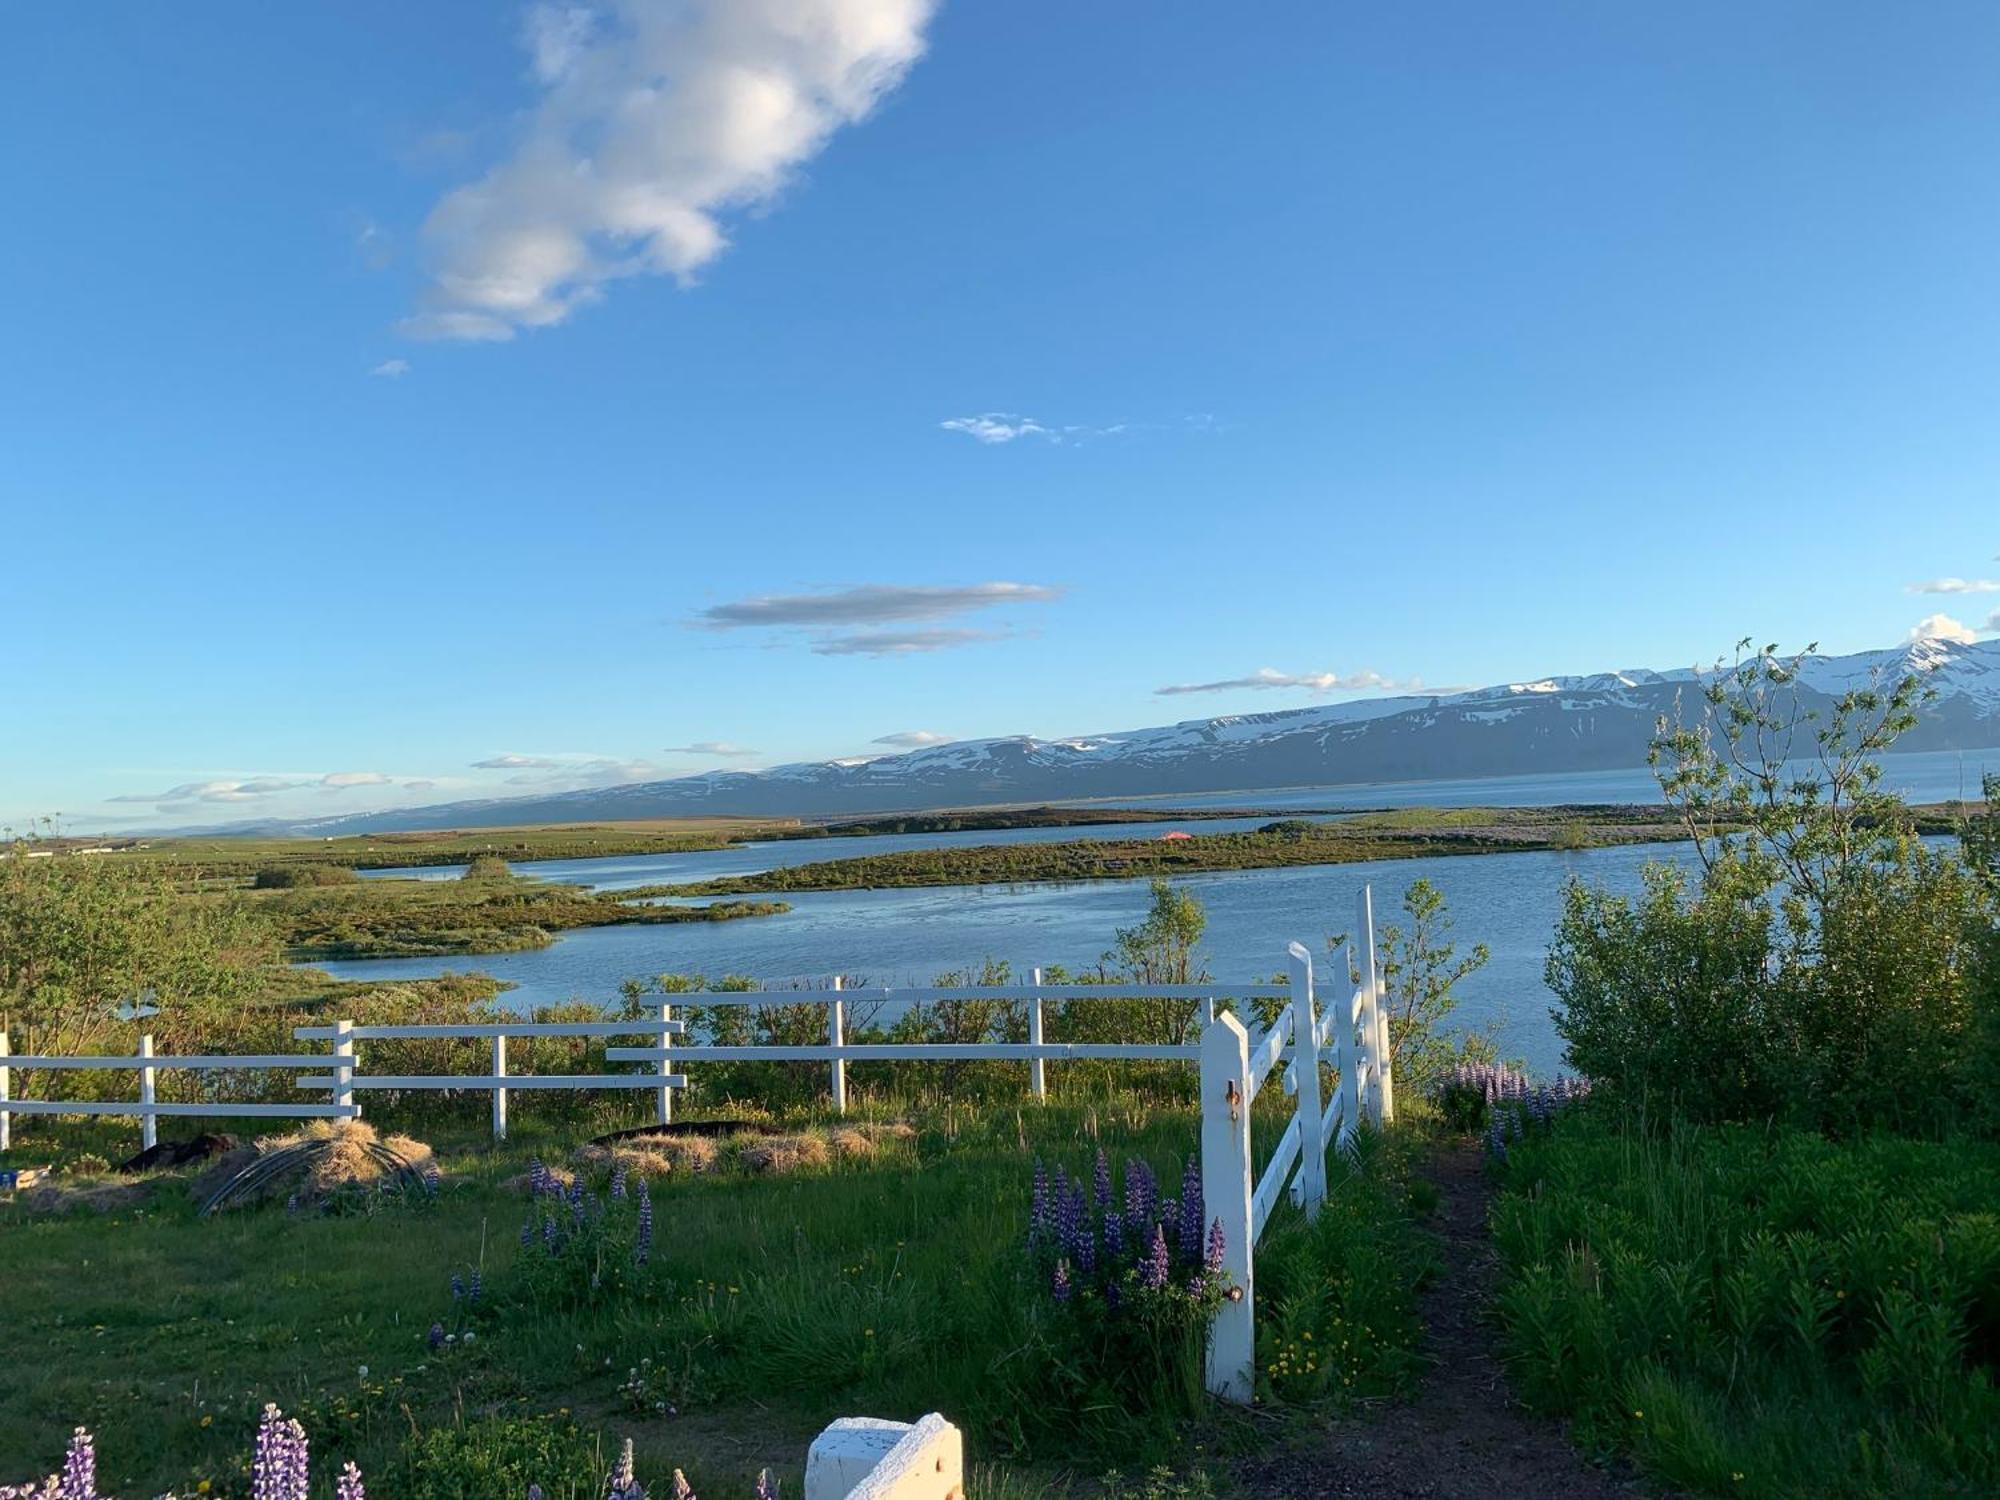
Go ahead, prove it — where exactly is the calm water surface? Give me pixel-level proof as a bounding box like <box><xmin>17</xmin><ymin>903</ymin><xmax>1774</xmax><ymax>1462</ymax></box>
<box><xmin>321</xmin><ymin>751</ymin><xmax>1988</xmax><ymax>1075</ymax></box>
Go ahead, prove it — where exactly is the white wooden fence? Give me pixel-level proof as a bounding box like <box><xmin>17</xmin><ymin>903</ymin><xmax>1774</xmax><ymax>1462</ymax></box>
<box><xmin>1199</xmin><ymin>886</ymin><xmax>1393</xmax><ymax>1401</ymax></box>
<box><xmin>0</xmin><ymin>983</ymin><xmax>1292</xmax><ymax>1150</ymax></box>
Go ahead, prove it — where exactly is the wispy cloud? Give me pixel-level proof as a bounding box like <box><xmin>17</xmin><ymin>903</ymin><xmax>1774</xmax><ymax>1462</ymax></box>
<box><xmin>662</xmin><ymin>741</ymin><xmax>757</xmax><ymax>757</ymax></box>
<box><xmin>322</xmin><ymin>771</ymin><xmax>391</xmax><ymax>788</ymax></box>
<box><xmin>1907</xmin><ymin>578</ymin><xmax>2000</xmax><ymax>595</ymax></box>
<box><xmin>1908</xmin><ymin>613</ymin><xmax>1979</xmax><ymax>645</ymax></box>
<box><xmin>813</xmin><ymin>628</ymin><xmax>1000</xmax><ymax>656</ymax></box>
<box><xmin>470</xmin><ymin>753</ymin><xmax>567</xmax><ymax>770</ymax></box>
<box><xmin>370</xmin><ymin>358</ymin><xmax>411</xmax><ymax>379</ymax></box>
<box><xmin>402</xmin><ymin>0</ymin><xmax>937</xmax><ymax>342</ymax></box>
<box><xmin>699</xmin><ymin>582</ymin><xmax>1059</xmax><ymax>629</ymax></box>
<box><xmin>939</xmin><ymin>413</ymin><xmax>1127</xmax><ymax>445</ymax></box>
<box><xmin>872</xmin><ymin>729</ymin><xmax>953</xmax><ymax>747</ymax></box>
<box><xmin>1156</xmin><ymin>668</ymin><xmax>1427</xmax><ymax>697</ymax></box>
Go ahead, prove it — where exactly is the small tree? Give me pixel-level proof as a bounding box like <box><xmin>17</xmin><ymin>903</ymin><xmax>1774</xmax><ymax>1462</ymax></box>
<box><xmin>1370</xmin><ymin>878</ymin><xmax>1492</xmax><ymax>1095</ymax></box>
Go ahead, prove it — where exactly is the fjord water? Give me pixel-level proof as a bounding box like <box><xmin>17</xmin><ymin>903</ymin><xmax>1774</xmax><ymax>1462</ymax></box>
<box><xmin>322</xmin><ymin>750</ymin><xmax>1988</xmax><ymax>1075</ymax></box>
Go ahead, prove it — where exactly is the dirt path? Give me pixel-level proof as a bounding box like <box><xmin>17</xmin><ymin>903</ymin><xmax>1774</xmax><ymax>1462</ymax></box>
<box><xmin>1233</xmin><ymin>1139</ymin><xmax>1648</xmax><ymax>1498</ymax></box>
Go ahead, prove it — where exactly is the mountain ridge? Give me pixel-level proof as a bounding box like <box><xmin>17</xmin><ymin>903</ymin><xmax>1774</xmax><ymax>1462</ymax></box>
<box><xmin>257</xmin><ymin>638</ymin><xmax>2000</xmax><ymax>835</ymax></box>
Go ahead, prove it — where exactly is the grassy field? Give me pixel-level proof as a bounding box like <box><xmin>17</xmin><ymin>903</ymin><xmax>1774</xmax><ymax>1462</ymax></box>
<box><xmin>0</xmin><ymin>1091</ymin><xmax>1431</xmax><ymax>1498</ymax></box>
<box><xmin>651</xmin><ymin>809</ymin><xmax>1694</xmax><ymax>897</ymax></box>
<box><xmin>1491</xmin><ymin>1110</ymin><xmax>2000</xmax><ymax>1499</ymax></box>
<box><xmin>254</xmin><ymin>871</ymin><xmax>789</xmax><ymax>960</ymax></box>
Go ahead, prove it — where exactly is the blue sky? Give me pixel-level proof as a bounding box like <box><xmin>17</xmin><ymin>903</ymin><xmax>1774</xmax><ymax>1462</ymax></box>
<box><xmin>5</xmin><ymin>0</ymin><xmax>1999</xmax><ymax>831</ymax></box>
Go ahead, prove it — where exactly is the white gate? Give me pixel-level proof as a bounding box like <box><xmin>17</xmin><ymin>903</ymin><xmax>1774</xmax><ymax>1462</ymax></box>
<box><xmin>1201</xmin><ymin>885</ymin><xmax>1392</xmax><ymax>1401</ymax></box>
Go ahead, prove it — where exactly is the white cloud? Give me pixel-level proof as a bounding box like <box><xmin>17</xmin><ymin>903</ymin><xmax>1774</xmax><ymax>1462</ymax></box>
<box><xmin>403</xmin><ymin>0</ymin><xmax>937</xmax><ymax>341</ymax></box>
<box><xmin>370</xmin><ymin>358</ymin><xmax>411</xmax><ymax>379</ymax></box>
<box><xmin>321</xmin><ymin>771</ymin><xmax>391</xmax><ymax>788</ymax></box>
<box><xmin>872</xmin><ymin>729</ymin><xmax>952</xmax><ymax>747</ymax></box>
<box><xmin>813</xmin><ymin>628</ymin><xmax>999</xmax><ymax>656</ymax></box>
<box><xmin>471</xmin><ymin>753</ymin><xmax>568</xmax><ymax>770</ymax></box>
<box><xmin>109</xmin><ymin>776</ymin><xmax>313</xmax><ymax>806</ymax></box>
<box><xmin>940</xmin><ymin>413</ymin><xmax>1051</xmax><ymax>444</ymax></box>
<box><xmin>1907</xmin><ymin>578</ymin><xmax>2000</xmax><ymax>595</ymax></box>
<box><xmin>1908</xmin><ymin>613</ymin><xmax>1979</xmax><ymax>645</ymax></box>
<box><xmin>1155</xmin><ymin>668</ymin><xmax>1425</xmax><ymax>697</ymax></box>
<box><xmin>662</xmin><ymin>741</ymin><xmax>757</xmax><ymax>757</ymax></box>
<box><xmin>699</xmin><ymin>581</ymin><xmax>1059</xmax><ymax>629</ymax></box>
<box><xmin>939</xmin><ymin>413</ymin><xmax>1128</xmax><ymax>445</ymax></box>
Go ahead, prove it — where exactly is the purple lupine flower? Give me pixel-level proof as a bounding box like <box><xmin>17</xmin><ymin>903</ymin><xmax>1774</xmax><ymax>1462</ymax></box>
<box><xmin>336</xmin><ymin>1460</ymin><xmax>366</xmax><ymax>1500</ymax></box>
<box><xmin>428</xmin><ymin>1321</ymin><xmax>445</xmax><ymax>1352</ymax></box>
<box><xmin>1067</xmin><ymin>1185</ymin><xmax>1096</xmax><ymax>1274</ymax></box>
<box><xmin>251</xmin><ymin>1404</ymin><xmax>309</xmax><ymax>1500</ymax></box>
<box><xmin>521</xmin><ymin>1216</ymin><xmax>534</xmax><ymax>1248</ymax></box>
<box><xmin>1051</xmin><ymin>1258</ymin><xmax>1072</xmax><ymax>1302</ymax></box>
<box><xmin>754</xmin><ymin>1469</ymin><xmax>779</xmax><ymax>1500</ymax></box>
<box><xmin>1092</xmin><ymin>1148</ymin><xmax>1112</xmax><ymax>1208</ymax></box>
<box><xmin>1029</xmin><ymin>1159</ymin><xmax>1052</xmax><ymax>1248</ymax></box>
<box><xmin>569</xmin><ymin>1179</ymin><xmax>587</xmax><ymax>1227</ymax></box>
<box><xmin>529</xmin><ymin>1159</ymin><xmax>551</xmax><ymax>1196</ymax></box>
<box><xmin>635</xmin><ymin>1178</ymin><xmax>654</xmax><ymax>1268</ymax></box>
<box><xmin>1055</xmin><ymin>1178</ymin><xmax>1082</xmax><ymax>1258</ymax></box>
<box><xmin>1103</xmin><ymin>1201</ymin><xmax>1124</xmax><ymax>1261</ymax></box>
<box><xmin>528</xmin><ymin>1488</ymin><xmax>545</xmax><ymax>1500</ymax></box>
<box><xmin>1178</xmin><ymin>1156</ymin><xmax>1204</xmax><ymax>1261</ymax></box>
<box><xmin>1123</xmin><ymin>1158</ymin><xmax>1157</xmax><ymax>1235</ymax></box>
<box><xmin>1105</xmin><ymin>1279</ymin><xmax>1121</xmax><ymax>1311</ymax></box>
<box><xmin>60</xmin><ymin>1427</ymin><xmax>95</xmax><ymax>1500</ymax></box>
<box><xmin>606</xmin><ymin>1437</ymin><xmax>646</xmax><ymax>1500</ymax></box>
<box><xmin>1206</xmin><ymin>1216</ymin><xmax>1226</xmax><ymax>1272</ymax></box>
<box><xmin>611</xmin><ymin>1160</ymin><xmax>630</xmax><ymax>1199</ymax></box>
<box><xmin>543</xmin><ymin>1217</ymin><xmax>561</xmax><ymax>1254</ymax></box>
<box><xmin>451</xmin><ymin>1273</ymin><xmax>465</xmax><ymax>1303</ymax></box>
<box><xmin>469</xmin><ymin>1268</ymin><xmax>483</xmax><ymax>1305</ymax></box>
<box><xmin>668</xmin><ymin>1470</ymin><xmax>698</xmax><ymax>1500</ymax></box>
<box><xmin>1140</xmin><ymin>1223</ymin><xmax>1171</xmax><ymax>1290</ymax></box>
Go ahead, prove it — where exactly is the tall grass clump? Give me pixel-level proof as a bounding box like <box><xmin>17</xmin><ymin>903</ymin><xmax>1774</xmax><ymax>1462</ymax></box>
<box><xmin>1491</xmin><ymin>1114</ymin><xmax>2000</xmax><ymax>1498</ymax></box>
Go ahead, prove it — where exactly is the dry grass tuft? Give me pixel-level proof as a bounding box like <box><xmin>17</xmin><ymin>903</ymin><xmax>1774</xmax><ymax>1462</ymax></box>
<box><xmin>738</xmin><ymin>1132</ymin><xmax>832</xmax><ymax>1174</ymax></box>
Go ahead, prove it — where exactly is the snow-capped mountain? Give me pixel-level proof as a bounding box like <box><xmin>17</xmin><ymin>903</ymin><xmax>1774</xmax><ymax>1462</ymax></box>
<box><xmin>294</xmin><ymin>637</ymin><xmax>2000</xmax><ymax>833</ymax></box>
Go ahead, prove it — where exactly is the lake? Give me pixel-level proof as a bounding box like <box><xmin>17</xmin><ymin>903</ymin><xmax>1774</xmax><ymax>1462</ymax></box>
<box><xmin>317</xmin><ymin>749</ymin><xmax>1992</xmax><ymax>1075</ymax></box>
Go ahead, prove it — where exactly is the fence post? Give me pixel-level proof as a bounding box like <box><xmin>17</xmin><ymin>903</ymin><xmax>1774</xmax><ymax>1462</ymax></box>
<box><xmin>1355</xmin><ymin>885</ymin><xmax>1390</xmax><ymax>1125</ymax></box>
<box><xmin>1328</xmin><ymin>942</ymin><xmax>1358</xmax><ymax>1154</ymax></box>
<box><xmin>1</xmin><ymin>1030</ymin><xmax>10</xmax><ymax>1154</ymax></box>
<box><xmin>1028</xmin><ymin>967</ymin><xmax>1047</xmax><ymax>1101</ymax></box>
<box><xmin>1200</xmin><ymin>1010</ymin><xmax>1255</xmax><ymax>1401</ymax></box>
<box><xmin>331</xmin><ymin>1019</ymin><xmax>356</xmax><ymax>1120</ymax></box>
<box><xmin>137</xmin><ymin>1033</ymin><xmax>157</xmax><ymax>1151</ymax></box>
<box><xmin>829</xmin><ymin>977</ymin><xmax>847</xmax><ymax>1116</ymax></box>
<box><xmin>655</xmin><ymin>999</ymin><xmax>675</xmax><ymax>1126</ymax></box>
<box><xmin>1288</xmin><ymin>943</ymin><xmax>1326</xmax><ymax>1218</ymax></box>
<box><xmin>491</xmin><ymin>1033</ymin><xmax>508</xmax><ymax>1141</ymax></box>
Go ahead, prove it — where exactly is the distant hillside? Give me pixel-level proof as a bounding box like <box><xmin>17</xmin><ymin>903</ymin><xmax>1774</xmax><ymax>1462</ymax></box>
<box><xmin>282</xmin><ymin>638</ymin><xmax>2000</xmax><ymax>834</ymax></box>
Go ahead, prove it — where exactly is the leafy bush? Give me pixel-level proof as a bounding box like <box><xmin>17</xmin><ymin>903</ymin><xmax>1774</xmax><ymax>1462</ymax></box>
<box><xmin>251</xmin><ymin>864</ymin><xmax>359</xmax><ymax>889</ymax></box>
<box><xmin>461</xmin><ymin>853</ymin><xmax>513</xmax><ymax>881</ymax></box>
<box><xmin>1548</xmin><ymin>644</ymin><xmax>1998</xmax><ymax>1134</ymax></box>
<box><xmin>1492</xmin><ymin>1113</ymin><xmax>2000</xmax><ymax>1497</ymax></box>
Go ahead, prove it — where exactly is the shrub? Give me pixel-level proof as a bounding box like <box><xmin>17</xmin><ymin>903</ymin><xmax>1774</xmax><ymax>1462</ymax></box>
<box><xmin>461</xmin><ymin>853</ymin><xmax>513</xmax><ymax>881</ymax></box>
<box><xmin>251</xmin><ymin>864</ymin><xmax>359</xmax><ymax>889</ymax></box>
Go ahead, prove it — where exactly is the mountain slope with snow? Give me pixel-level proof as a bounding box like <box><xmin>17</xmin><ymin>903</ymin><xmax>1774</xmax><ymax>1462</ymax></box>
<box><xmin>294</xmin><ymin>638</ymin><xmax>2000</xmax><ymax>833</ymax></box>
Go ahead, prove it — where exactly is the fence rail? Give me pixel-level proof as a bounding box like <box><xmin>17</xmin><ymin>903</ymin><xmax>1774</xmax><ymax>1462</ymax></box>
<box><xmin>0</xmin><ymin>980</ymin><xmax>1296</xmax><ymax>1149</ymax></box>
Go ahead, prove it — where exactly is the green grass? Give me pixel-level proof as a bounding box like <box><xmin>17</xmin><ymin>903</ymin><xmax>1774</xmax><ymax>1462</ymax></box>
<box><xmin>1490</xmin><ymin>1112</ymin><xmax>2000</xmax><ymax>1499</ymax></box>
<box><xmin>0</xmin><ymin>1091</ymin><xmax>1433</xmax><ymax>1498</ymax></box>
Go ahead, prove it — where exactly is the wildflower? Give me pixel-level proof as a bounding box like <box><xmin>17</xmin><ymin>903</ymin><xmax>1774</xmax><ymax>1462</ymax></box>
<box><xmin>451</xmin><ymin>1274</ymin><xmax>464</xmax><ymax>1303</ymax></box>
<box><xmin>1028</xmin><ymin>1159</ymin><xmax>1054</xmax><ymax>1248</ymax></box>
<box><xmin>529</xmin><ymin>1489</ymin><xmax>546</xmax><ymax>1500</ymax></box>
<box><xmin>1141</xmin><ymin>1224</ymin><xmax>1171</xmax><ymax>1291</ymax></box>
<box><xmin>668</xmin><ymin>1470</ymin><xmax>697</xmax><ymax>1500</ymax></box>
<box><xmin>1123</xmin><ymin>1158</ymin><xmax>1157</xmax><ymax>1234</ymax></box>
<box><xmin>611</xmin><ymin>1160</ymin><xmax>630</xmax><ymax>1199</ymax></box>
<box><xmin>529</xmin><ymin>1158</ymin><xmax>551</xmax><ymax>1196</ymax></box>
<box><xmin>336</xmin><ymin>1461</ymin><xmax>365</xmax><ymax>1500</ymax></box>
<box><xmin>606</xmin><ymin>1437</ymin><xmax>646</xmax><ymax>1500</ymax></box>
<box><xmin>427</xmin><ymin>1322</ymin><xmax>445</xmax><ymax>1352</ymax></box>
<box><xmin>755</xmin><ymin>1469</ymin><xmax>780</xmax><ymax>1500</ymax></box>
<box><xmin>1206</xmin><ymin>1217</ymin><xmax>1227</xmax><ymax>1272</ymax></box>
<box><xmin>251</xmin><ymin>1404</ymin><xmax>308</xmax><ymax>1500</ymax></box>
<box><xmin>61</xmin><ymin>1427</ymin><xmax>95</xmax><ymax>1500</ymax></box>
<box><xmin>520</xmin><ymin>1217</ymin><xmax>534</xmax><ymax>1249</ymax></box>
<box><xmin>544</xmin><ymin>1218</ymin><xmax>561</xmax><ymax>1254</ymax></box>
<box><xmin>1052</xmin><ymin>1258</ymin><xmax>1072</xmax><ymax>1302</ymax></box>
<box><xmin>635</xmin><ymin>1178</ymin><xmax>654</xmax><ymax>1268</ymax></box>
<box><xmin>356</xmin><ymin>1365</ymin><xmax>368</xmax><ymax>1379</ymax></box>
<box><xmin>1178</xmin><ymin>1156</ymin><xmax>1204</xmax><ymax>1260</ymax></box>
<box><xmin>1093</xmin><ymin>1148</ymin><xmax>1112</xmax><ymax>1208</ymax></box>
<box><xmin>470</xmin><ymin>1269</ymin><xmax>482</xmax><ymax>1305</ymax></box>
